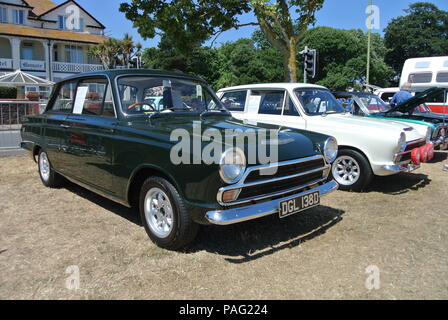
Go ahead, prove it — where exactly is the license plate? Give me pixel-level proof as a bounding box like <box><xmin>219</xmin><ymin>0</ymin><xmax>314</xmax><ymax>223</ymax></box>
<box><xmin>279</xmin><ymin>191</ymin><xmax>320</xmax><ymax>218</ymax></box>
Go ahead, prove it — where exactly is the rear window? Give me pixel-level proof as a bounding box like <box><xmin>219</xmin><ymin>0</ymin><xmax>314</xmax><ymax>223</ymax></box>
<box><xmin>436</xmin><ymin>72</ymin><xmax>448</xmax><ymax>83</ymax></box>
<box><xmin>221</xmin><ymin>91</ymin><xmax>247</xmax><ymax>112</ymax></box>
<box><xmin>408</xmin><ymin>72</ymin><xmax>433</xmax><ymax>83</ymax></box>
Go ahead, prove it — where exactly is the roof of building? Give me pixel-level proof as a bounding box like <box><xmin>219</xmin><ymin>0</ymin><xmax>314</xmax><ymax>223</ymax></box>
<box><xmin>0</xmin><ymin>23</ymin><xmax>107</xmax><ymax>44</ymax></box>
<box><xmin>23</xmin><ymin>0</ymin><xmax>57</xmax><ymax>16</ymax></box>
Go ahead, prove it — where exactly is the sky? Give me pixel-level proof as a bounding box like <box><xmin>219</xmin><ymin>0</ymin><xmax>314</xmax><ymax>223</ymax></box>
<box><xmin>60</xmin><ymin>0</ymin><xmax>448</xmax><ymax>48</ymax></box>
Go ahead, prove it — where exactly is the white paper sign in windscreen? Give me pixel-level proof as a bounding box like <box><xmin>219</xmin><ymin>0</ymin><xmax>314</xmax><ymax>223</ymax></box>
<box><xmin>73</xmin><ymin>86</ymin><xmax>89</xmax><ymax>114</ymax></box>
<box><xmin>247</xmin><ymin>95</ymin><xmax>261</xmax><ymax>114</ymax></box>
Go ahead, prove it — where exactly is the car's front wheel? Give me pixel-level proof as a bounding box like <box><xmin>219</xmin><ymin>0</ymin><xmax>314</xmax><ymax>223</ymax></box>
<box><xmin>330</xmin><ymin>149</ymin><xmax>373</xmax><ymax>192</ymax></box>
<box><xmin>139</xmin><ymin>177</ymin><xmax>199</xmax><ymax>250</ymax></box>
<box><xmin>38</xmin><ymin>149</ymin><xmax>63</xmax><ymax>188</ymax></box>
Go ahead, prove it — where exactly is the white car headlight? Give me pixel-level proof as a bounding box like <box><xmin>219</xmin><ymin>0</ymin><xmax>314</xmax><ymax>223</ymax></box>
<box><xmin>219</xmin><ymin>148</ymin><xmax>246</xmax><ymax>184</ymax></box>
<box><xmin>323</xmin><ymin>137</ymin><xmax>338</xmax><ymax>163</ymax></box>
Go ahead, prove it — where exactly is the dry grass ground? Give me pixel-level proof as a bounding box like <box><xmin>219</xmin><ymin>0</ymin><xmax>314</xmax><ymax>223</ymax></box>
<box><xmin>0</xmin><ymin>152</ymin><xmax>447</xmax><ymax>300</ymax></box>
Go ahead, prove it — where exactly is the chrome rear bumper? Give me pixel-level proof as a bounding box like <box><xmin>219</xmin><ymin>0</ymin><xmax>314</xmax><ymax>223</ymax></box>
<box><xmin>205</xmin><ymin>180</ymin><xmax>338</xmax><ymax>225</ymax></box>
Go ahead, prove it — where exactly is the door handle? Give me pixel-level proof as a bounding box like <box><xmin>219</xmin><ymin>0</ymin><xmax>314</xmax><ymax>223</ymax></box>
<box><xmin>60</xmin><ymin>124</ymin><xmax>71</xmax><ymax>129</ymax></box>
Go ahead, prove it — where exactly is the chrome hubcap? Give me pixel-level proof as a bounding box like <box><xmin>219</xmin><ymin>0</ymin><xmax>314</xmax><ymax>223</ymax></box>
<box><xmin>144</xmin><ymin>188</ymin><xmax>174</xmax><ymax>238</ymax></box>
<box><xmin>332</xmin><ymin>156</ymin><xmax>360</xmax><ymax>186</ymax></box>
<box><xmin>39</xmin><ymin>152</ymin><xmax>50</xmax><ymax>182</ymax></box>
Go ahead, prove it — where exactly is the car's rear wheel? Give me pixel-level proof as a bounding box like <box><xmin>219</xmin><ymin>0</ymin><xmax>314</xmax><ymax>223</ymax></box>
<box><xmin>38</xmin><ymin>149</ymin><xmax>63</xmax><ymax>188</ymax></box>
<box><xmin>330</xmin><ymin>149</ymin><xmax>373</xmax><ymax>192</ymax></box>
<box><xmin>139</xmin><ymin>176</ymin><xmax>199</xmax><ymax>250</ymax></box>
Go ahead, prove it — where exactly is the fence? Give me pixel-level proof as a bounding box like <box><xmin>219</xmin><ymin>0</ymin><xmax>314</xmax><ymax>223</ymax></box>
<box><xmin>0</xmin><ymin>101</ymin><xmax>46</xmax><ymax>149</ymax></box>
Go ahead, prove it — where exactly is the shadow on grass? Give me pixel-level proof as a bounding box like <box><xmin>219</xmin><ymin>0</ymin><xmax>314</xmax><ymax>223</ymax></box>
<box><xmin>61</xmin><ymin>179</ymin><xmax>344</xmax><ymax>262</ymax></box>
<box><xmin>367</xmin><ymin>172</ymin><xmax>431</xmax><ymax>195</ymax></box>
<box><xmin>63</xmin><ymin>180</ymin><xmax>141</xmax><ymax>226</ymax></box>
<box><xmin>188</xmin><ymin>205</ymin><xmax>345</xmax><ymax>263</ymax></box>
<box><xmin>428</xmin><ymin>151</ymin><xmax>447</xmax><ymax>164</ymax></box>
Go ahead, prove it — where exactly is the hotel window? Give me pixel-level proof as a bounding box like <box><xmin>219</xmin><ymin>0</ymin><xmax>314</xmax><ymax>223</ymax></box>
<box><xmin>58</xmin><ymin>15</ymin><xmax>66</xmax><ymax>29</ymax></box>
<box><xmin>0</xmin><ymin>7</ymin><xmax>8</xmax><ymax>23</ymax></box>
<box><xmin>12</xmin><ymin>9</ymin><xmax>24</xmax><ymax>25</ymax></box>
<box><xmin>65</xmin><ymin>45</ymin><xmax>84</xmax><ymax>64</ymax></box>
<box><xmin>21</xmin><ymin>43</ymin><xmax>34</xmax><ymax>60</ymax></box>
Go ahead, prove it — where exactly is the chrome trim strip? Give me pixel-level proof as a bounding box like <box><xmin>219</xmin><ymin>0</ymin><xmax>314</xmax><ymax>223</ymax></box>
<box><xmin>206</xmin><ymin>180</ymin><xmax>339</xmax><ymax>225</ymax></box>
<box><xmin>380</xmin><ymin>164</ymin><xmax>420</xmax><ymax>173</ymax></box>
<box><xmin>217</xmin><ymin>155</ymin><xmax>328</xmax><ymax>206</ymax></box>
<box><xmin>219</xmin><ymin>176</ymin><xmax>328</xmax><ymax>206</ymax></box>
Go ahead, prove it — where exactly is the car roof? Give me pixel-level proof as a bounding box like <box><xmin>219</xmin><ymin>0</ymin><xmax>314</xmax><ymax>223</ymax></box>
<box><xmin>217</xmin><ymin>83</ymin><xmax>327</xmax><ymax>92</ymax></box>
<box><xmin>60</xmin><ymin>68</ymin><xmax>205</xmax><ymax>83</ymax></box>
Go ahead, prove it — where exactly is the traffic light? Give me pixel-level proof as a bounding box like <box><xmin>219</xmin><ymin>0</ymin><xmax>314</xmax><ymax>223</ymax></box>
<box><xmin>304</xmin><ymin>49</ymin><xmax>318</xmax><ymax>79</ymax></box>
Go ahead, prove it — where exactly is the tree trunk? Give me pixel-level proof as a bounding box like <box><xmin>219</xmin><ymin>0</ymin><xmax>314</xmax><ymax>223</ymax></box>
<box><xmin>283</xmin><ymin>38</ymin><xmax>298</xmax><ymax>83</ymax></box>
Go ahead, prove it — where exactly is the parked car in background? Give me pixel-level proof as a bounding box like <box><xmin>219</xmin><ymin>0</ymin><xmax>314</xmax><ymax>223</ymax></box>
<box><xmin>333</xmin><ymin>88</ymin><xmax>448</xmax><ymax>149</ymax></box>
<box><xmin>217</xmin><ymin>83</ymin><xmax>429</xmax><ymax>192</ymax></box>
<box><xmin>374</xmin><ymin>87</ymin><xmax>400</xmax><ymax>104</ymax></box>
<box><xmin>20</xmin><ymin>70</ymin><xmax>339</xmax><ymax>250</ymax></box>
<box><xmin>400</xmin><ymin>56</ymin><xmax>448</xmax><ymax>114</ymax></box>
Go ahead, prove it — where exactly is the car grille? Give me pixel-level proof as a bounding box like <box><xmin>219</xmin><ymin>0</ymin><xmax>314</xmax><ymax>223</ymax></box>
<box><xmin>219</xmin><ymin>155</ymin><xmax>329</xmax><ymax>206</ymax></box>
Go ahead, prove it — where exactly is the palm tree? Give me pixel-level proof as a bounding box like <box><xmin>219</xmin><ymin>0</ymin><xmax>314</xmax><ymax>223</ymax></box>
<box><xmin>88</xmin><ymin>35</ymin><xmax>142</xmax><ymax>69</ymax></box>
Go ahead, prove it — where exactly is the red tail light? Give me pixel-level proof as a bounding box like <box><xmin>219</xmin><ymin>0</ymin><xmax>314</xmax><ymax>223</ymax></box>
<box><xmin>419</xmin><ymin>146</ymin><xmax>428</xmax><ymax>163</ymax></box>
<box><xmin>411</xmin><ymin>148</ymin><xmax>421</xmax><ymax>165</ymax></box>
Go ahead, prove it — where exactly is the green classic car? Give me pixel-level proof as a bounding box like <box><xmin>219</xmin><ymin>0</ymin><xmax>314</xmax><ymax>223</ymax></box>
<box><xmin>21</xmin><ymin>69</ymin><xmax>339</xmax><ymax>250</ymax></box>
<box><xmin>333</xmin><ymin>89</ymin><xmax>448</xmax><ymax>150</ymax></box>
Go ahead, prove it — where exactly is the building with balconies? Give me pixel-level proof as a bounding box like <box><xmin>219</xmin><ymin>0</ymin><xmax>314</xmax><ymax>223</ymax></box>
<box><xmin>0</xmin><ymin>0</ymin><xmax>107</xmax><ymax>87</ymax></box>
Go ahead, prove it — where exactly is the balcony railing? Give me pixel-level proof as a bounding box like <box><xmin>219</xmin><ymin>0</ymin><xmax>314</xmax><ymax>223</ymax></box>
<box><xmin>52</xmin><ymin>62</ymin><xmax>104</xmax><ymax>73</ymax></box>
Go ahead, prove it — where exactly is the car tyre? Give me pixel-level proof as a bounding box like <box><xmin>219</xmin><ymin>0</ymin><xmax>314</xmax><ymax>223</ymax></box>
<box><xmin>139</xmin><ymin>176</ymin><xmax>199</xmax><ymax>250</ymax></box>
<box><xmin>38</xmin><ymin>149</ymin><xmax>63</xmax><ymax>188</ymax></box>
<box><xmin>330</xmin><ymin>149</ymin><xmax>373</xmax><ymax>192</ymax></box>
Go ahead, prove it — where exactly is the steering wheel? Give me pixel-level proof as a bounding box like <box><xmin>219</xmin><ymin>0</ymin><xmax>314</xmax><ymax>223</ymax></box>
<box><xmin>127</xmin><ymin>102</ymin><xmax>155</xmax><ymax>111</ymax></box>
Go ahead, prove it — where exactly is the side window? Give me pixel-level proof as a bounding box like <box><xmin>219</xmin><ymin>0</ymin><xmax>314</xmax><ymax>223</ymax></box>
<box><xmin>283</xmin><ymin>94</ymin><xmax>299</xmax><ymax>116</ymax></box>
<box><xmin>221</xmin><ymin>91</ymin><xmax>247</xmax><ymax>112</ymax></box>
<box><xmin>255</xmin><ymin>90</ymin><xmax>285</xmax><ymax>115</ymax></box>
<box><xmin>51</xmin><ymin>81</ymin><xmax>76</xmax><ymax>113</ymax></box>
<box><xmin>72</xmin><ymin>78</ymin><xmax>114</xmax><ymax>117</ymax></box>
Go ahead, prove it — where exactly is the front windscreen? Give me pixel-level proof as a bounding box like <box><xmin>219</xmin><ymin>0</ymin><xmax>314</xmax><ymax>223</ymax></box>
<box><xmin>117</xmin><ymin>76</ymin><xmax>225</xmax><ymax>115</ymax></box>
<box><xmin>294</xmin><ymin>88</ymin><xmax>344</xmax><ymax>115</ymax></box>
<box><xmin>358</xmin><ymin>95</ymin><xmax>391</xmax><ymax>113</ymax></box>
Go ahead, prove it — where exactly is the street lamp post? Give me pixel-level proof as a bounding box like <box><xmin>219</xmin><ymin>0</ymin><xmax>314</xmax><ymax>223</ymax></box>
<box><xmin>366</xmin><ymin>0</ymin><xmax>373</xmax><ymax>87</ymax></box>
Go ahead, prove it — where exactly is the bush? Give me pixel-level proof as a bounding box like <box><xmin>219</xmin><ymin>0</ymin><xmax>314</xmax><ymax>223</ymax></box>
<box><xmin>0</xmin><ymin>86</ymin><xmax>17</xmax><ymax>99</ymax></box>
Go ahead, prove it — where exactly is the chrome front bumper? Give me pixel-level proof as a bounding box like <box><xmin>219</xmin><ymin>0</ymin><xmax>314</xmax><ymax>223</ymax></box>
<box><xmin>380</xmin><ymin>163</ymin><xmax>420</xmax><ymax>173</ymax></box>
<box><xmin>205</xmin><ymin>180</ymin><xmax>339</xmax><ymax>225</ymax></box>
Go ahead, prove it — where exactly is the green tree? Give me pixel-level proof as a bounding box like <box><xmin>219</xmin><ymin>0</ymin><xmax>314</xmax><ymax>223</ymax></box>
<box><xmin>88</xmin><ymin>33</ymin><xmax>142</xmax><ymax>69</ymax></box>
<box><xmin>384</xmin><ymin>2</ymin><xmax>448</xmax><ymax>74</ymax></box>
<box><xmin>120</xmin><ymin>0</ymin><xmax>324</xmax><ymax>82</ymax></box>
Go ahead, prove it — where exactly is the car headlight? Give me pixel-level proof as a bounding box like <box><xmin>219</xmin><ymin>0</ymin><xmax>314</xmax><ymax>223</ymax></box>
<box><xmin>219</xmin><ymin>148</ymin><xmax>246</xmax><ymax>184</ymax></box>
<box><xmin>323</xmin><ymin>137</ymin><xmax>338</xmax><ymax>163</ymax></box>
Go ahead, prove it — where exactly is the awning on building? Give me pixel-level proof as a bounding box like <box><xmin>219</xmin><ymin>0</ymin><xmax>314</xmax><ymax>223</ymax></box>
<box><xmin>0</xmin><ymin>70</ymin><xmax>54</xmax><ymax>87</ymax></box>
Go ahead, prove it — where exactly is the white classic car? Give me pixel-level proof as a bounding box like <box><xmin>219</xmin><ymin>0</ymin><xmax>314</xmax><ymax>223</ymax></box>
<box><xmin>217</xmin><ymin>83</ymin><xmax>431</xmax><ymax>191</ymax></box>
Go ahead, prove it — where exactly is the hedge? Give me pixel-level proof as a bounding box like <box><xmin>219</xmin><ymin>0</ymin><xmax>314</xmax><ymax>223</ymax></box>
<box><xmin>0</xmin><ymin>86</ymin><xmax>18</xmax><ymax>99</ymax></box>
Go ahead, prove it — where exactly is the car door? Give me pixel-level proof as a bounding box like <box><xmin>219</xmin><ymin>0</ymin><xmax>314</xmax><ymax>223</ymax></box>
<box><xmin>42</xmin><ymin>80</ymin><xmax>76</xmax><ymax>169</ymax></box>
<box><xmin>60</xmin><ymin>77</ymin><xmax>117</xmax><ymax>193</ymax></box>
